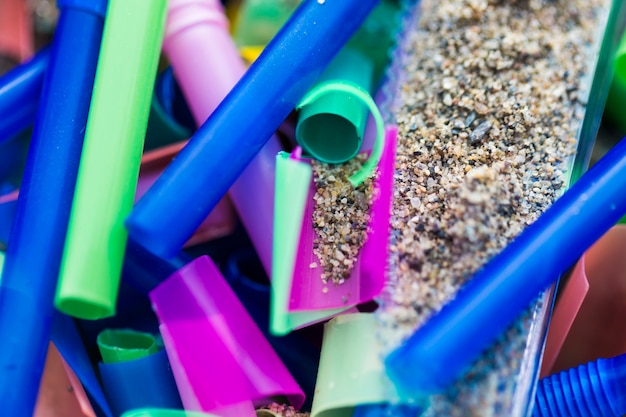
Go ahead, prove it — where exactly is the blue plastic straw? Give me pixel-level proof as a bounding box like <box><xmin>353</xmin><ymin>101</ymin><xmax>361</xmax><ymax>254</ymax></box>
<box><xmin>533</xmin><ymin>352</ymin><xmax>626</xmax><ymax>417</ymax></box>
<box><xmin>122</xmin><ymin>237</ymin><xmax>190</xmax><ymax>295</ymax></box>
<box><xmin>0</xmin><ymin>48</ymin><xmax>49</xmax><ymax>144</ymax></box>
<box><xmin>386</xmin><ymin>136</ymin><xmax>626</xmax><ymax>395</ymax></box>
<box><xmin>126</xmin><ymin>0</ymin><xmax>381</xmax><ymax>258</ymax></box>
<box><xmin>0</xmin><ymin>0</ymin><xmax>106</xmax><ymax>413</ymax></box>
<box><xmin>99</xmin><ymin>350</ymin><xmax>183</xmax><ymax>415</ymax></box>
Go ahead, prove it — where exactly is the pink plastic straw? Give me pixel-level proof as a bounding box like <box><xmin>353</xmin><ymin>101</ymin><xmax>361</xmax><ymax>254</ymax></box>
<box><xmin>163</xmin><ymin>0</ymin><xmax>281</xmax><ymax>275</ymax></box>
<box><xmin>289</xmin><ymin>127</ymin><xmax>397</xmax><ymax>311</ymax></box>
<box><xmin>150</xmin><ymin>256</ymin><xmax>304</xmax><ymax>413</ymax></box>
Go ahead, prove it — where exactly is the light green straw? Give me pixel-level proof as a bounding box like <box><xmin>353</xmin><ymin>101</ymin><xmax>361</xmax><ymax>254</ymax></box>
<box><xmin>55</xmin><ymin>0</ymin><xmax>167</xmax><ymax>319</ymax></box>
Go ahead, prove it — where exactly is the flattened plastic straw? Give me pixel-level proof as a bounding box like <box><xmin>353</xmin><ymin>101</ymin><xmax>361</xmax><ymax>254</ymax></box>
<box><xmin>0</xmin><ymin>48</ymin><xmax>48</xmax><ymax>144</ymax></box>
<box><xmin>99</xmin><ymin>350</ymin><xmax>183</xmax><ymax>416</ymax></box>
<box><xmin>126</xmin><ymin>0</ymin><xmax>380</xmax><ymax>259</ymax></box>
<box><xmin>386</xmin><ymin>136</ymin><xmax>626</xmax><ymax>395</ymax></box>
<box><xmin>0</xmin><ymin>1</ymin><xmax>106</xmax><ymax>413</ymax></box>
<box><xmin>310</xmin><ymin>314</ymin><xmax>404</xmax><ymax>417</ymax></box>
<box><xmin>271</xmin><ymin>150</ymin><xmax>328</xmax><ymax>335</ymax></box>
<box><xmin>56</xmin><ymin>0</ymin><xmax>167</xmax><ymax>320</ymax></box>
<box><xmin>97</xmin><ymin>329</ymin><xmax>159</xmax><ymax>364</ymax></box>
<box><xmin>150</xmin><ymin>256</ymin><xmax>304</xmax><ymax>413</ymax></box>
<box><xmin>296</xmin><ymin>48</ymin><xmax>374</xmax><ymax>164</ymax></box>
<box><xmin>270</xmin><ymin>127</ymin><xmax>396</xmax><ymax>334</ymax></box>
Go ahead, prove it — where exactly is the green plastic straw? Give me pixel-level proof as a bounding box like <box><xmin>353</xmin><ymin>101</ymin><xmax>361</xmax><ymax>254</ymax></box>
<box><xmin>297</xmin><ymin>80</ymin><xmax>386</xmax><ymax>187</ymax></box>
<box><xmin>55</xmin><ymin>0</ymin><xmax>167</xmax><ymax>320</ymax></box>
<box><xmin>97</xmin><ymin>329</ymin><xmax>159</xmax><ymax>364</ymax></box>
<box><xmin>270</xmin><ymin>152</ymin><xmax>351</xmax><ymax>335</ymax></box>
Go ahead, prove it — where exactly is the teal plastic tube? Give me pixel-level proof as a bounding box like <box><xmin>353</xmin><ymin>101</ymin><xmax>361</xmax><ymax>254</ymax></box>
<box><xmin>296</xmin><ymin>48</ymin><xmax>374</xmax><ymax>164</ymax></box>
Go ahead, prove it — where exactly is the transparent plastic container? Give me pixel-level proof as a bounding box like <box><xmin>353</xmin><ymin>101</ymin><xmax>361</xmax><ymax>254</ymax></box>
<box><xmin>377</xmin><ymin>0</ymin><xmax>626</xmax><ymax>415</ymax></box>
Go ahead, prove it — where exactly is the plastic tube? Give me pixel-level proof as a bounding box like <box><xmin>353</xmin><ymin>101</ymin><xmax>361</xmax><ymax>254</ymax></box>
<box><xmin>99</xmin><ymin>349</ymin><xmax>183</xmax><ymax>416</ymax></box>
<box><xmin>97</xmin><ymin>329</ymin><xmax>159</xmax><ymax>364</ymax></box>
<box><xmin>55</xmin><ymin>0</ymin><xmax>167</xmax><ymax>320</ymax></box>
<box><xmin>0</xmin><ymin>1</ymin><xmax>106</xmax><ymax>414</ymax></box>
<box><xmin>533</xmin><ymin>353</ymin><xmax>626</xmax><ymax>417</ymax></box>
<box><xmin>296</xmin><ymin>48</ymin><xmax>374</xmax><ymax>164</ymax></box>
<box><xmin>126</xmin><ymin>0</ymin><xmax>381</xmax><ymax>259</ymax></box>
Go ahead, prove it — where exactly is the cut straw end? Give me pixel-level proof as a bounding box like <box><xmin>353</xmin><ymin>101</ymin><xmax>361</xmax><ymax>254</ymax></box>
<box><xmin>296</xmin><ymin>48</ymin><xmax>373</xmax><ymax>164</ymax></box>
<box><xmin>97</xmin><ymin>329</ymin><xmax>159</xmax><ymax>364</ymax></box>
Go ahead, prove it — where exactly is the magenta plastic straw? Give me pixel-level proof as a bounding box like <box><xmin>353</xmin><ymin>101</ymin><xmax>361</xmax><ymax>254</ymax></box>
<box><xmin>288</xmin><ymin>127</ymin><xmax>396</xmax><ymax>311</ymax></box>
<box><xmin>163</xmin><ymin>0</ymin><xmax>280</xmax><ymax>275</ymax></box>
<box><xmin>149</xmin><ymin>256</ymin><xmax>304</xmax><ymax>413</ymax></box>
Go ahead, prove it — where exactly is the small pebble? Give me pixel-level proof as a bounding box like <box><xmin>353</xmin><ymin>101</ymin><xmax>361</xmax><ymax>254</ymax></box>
<box><xmin>469</xmin><ymin>120</ymin><xmax>492</xmax><ymax>143</ymax></box>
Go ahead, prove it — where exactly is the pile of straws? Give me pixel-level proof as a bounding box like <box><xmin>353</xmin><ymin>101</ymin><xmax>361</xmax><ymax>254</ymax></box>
<box><xmin>3</xmin><ymin>0</ymin><xmax>626</xmax><ymax>416</ymax></box>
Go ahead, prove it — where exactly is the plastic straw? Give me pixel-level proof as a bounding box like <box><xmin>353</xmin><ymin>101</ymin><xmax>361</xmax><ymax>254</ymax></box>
<box><xmin>0</xmin><ymin>1</ymin><xmax>106</xmax><ymax>413</ymax></box>
<box><xmin>55</xmin><ymin>0</ymin><xmax>167</xmax><ymax>320</ymax></box>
